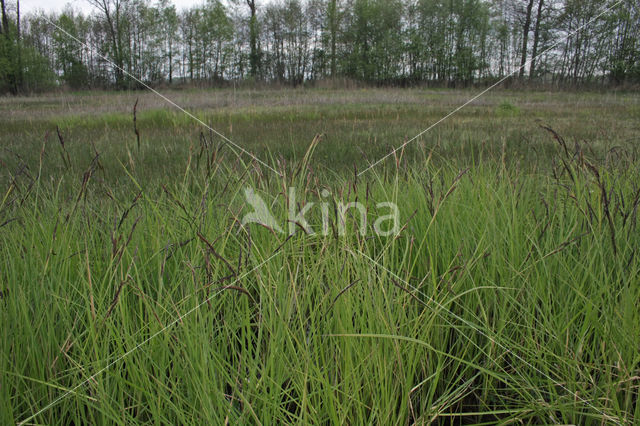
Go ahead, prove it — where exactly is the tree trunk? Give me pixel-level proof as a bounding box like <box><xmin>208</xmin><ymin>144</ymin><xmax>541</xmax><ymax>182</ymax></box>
<box><xmin>0</xmin><ymin>0</ymin><xmax>18</xmax><ymax>94</ymax></box>
<box><xmin>0</xmin><ymin>0</ymin><xmax>8</xmax><ymax>36</ymax></box>
<box><xmin>529</xmin><ymin>0</ymin><xmax>544</xmax><ymax>79</ymax></box>
<box><xmin>328</xmin><ymin>0</ymin><xmax>337</xmax><ymax>77</ymax></box>
<box><xmin>519</xmin><ymin>0</ymin><xmax>534</xmax><ymax>79</ymax></box>
<box><xmin>188</xmin><ymin>32</ymin><xmax>193</xmax><ymax>80</ymax></box>
<box><xmin>0</xmin><ymin>0</ymin><xmax>9</xmax><ymax>38</ymax></box>
<box><xmin>16</xmin><ymin>0</ymin><xmax>22</xmax><ymax>91</ymax></box>
<box><xmin>246</xmin><ymin>0</ymin><xmax>259</xmax><ymax>78</ymax></box>
<box><xmin>168</xmin><ymin>39</ymin><xmax>173</xmax><ymax>84</ymax></box>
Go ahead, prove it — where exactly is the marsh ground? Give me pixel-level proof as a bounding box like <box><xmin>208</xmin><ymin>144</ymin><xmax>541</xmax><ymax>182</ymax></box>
<box><xmin>1</xmin><ymin>87</ymin><xmax>639</xmax><ymax>424</ymax></box>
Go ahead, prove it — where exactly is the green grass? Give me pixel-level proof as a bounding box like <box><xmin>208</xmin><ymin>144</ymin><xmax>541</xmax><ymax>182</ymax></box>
<box><xmin>1</xmin><ymin>87</ymin><xmax>639</xmax><ymax>424</ymax></box>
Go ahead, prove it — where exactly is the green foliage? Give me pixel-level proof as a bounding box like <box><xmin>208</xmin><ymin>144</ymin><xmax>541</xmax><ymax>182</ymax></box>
<box><xmin>4</xmin><ymin>0</ymin><xmax>640</xmax><ymax>91</ymax></box>
<box><xmin>341</xmin><ymin>0</ymin><xmax>404</xmax><ymax>82</ymax></box>
<box><xmin>605</xmin><ymin>0</ymin><xmax>640</xmax><ymax>83</ymax></box>
<box><xmin>0</xmin><ymin>34</ymin><xmax>15</xmax><ymax>93</ymax></box>
<box><xmin>17</xmin><ymin>43</ymin><xmax>57</xmax><ymax>92</ymax></box>
<box><xmin>496</xmin><ymin>101</ymin><xmax>521</xmax><ymax>117</ymax></box>
<box><xmin>53</xmin><ymin>12</ymin><xmax>90</xmax><ymax>89</ymax></box>
<box><xmin>1</xmin><ymin>29</ymin><xmax>55</xmax><ymax>94</ymax></box>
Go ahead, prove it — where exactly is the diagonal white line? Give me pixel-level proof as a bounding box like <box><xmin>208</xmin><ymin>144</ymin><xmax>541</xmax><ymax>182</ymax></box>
<box><xmin>349</xmin><ymin>247</ymin><xmax>621</xmax><ymax>424</ymax></box>
<box><xmin>357</xmin><ymin>0</ymin><xmax>625</xmax><ymax>177</ymax></box>
<box><xmin>18</xmin><ymin>250</ymin><xmax>281</xmax><ymax>425</ymax></box>
<box><xmin>43</xmin><ymin>16</ymin><xmax>282</xmax><ymax>177</ymax></box>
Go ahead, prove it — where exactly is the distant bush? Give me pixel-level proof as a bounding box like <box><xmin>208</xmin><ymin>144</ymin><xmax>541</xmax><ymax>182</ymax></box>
<box><xmin>496</xmin><ymin>101</ymin><xmax>521</xmax><ymax>117</ymax></box>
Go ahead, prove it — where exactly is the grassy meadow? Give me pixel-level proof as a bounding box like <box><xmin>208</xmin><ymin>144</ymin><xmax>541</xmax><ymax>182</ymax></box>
<box><xmin>1</xmin><ymin>87</ymin><xmax>639</xmax><ymax>424</ymax></box>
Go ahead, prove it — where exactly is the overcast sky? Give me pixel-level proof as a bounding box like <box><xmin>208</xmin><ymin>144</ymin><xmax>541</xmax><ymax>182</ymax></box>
<box><xmin>19</xmin><ymin>0</ymin><xmax>210</xmax><ymax>15</ymax></box>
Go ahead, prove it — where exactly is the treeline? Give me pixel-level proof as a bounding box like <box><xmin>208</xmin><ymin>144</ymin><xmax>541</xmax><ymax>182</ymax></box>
<box><xmin>1</xmin><ymin>0</ymin><xmax>639</xmax><ymax>93</ymax></box>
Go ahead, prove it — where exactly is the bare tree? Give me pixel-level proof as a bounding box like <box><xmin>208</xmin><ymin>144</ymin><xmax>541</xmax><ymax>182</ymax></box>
<box><xmin>519</xmin><ymin>0</ymin><xmax>535</xmax><ymax>79</ymax></box>
<box><xmin>87</xmin><ymin>0</ymin><xmax>127</xmax><ymax>86</ymax></box>
<box><xmin>529</xmin><ymin>0</ymin><xmax>544</xmax><ymax>79</ymax></box>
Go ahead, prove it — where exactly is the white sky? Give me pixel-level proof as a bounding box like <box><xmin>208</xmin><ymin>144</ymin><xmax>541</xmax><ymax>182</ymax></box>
<box><xmin>19</xmin><ymin>0</ymin><xmax>210</xmax><ymax>15</ymax></box>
